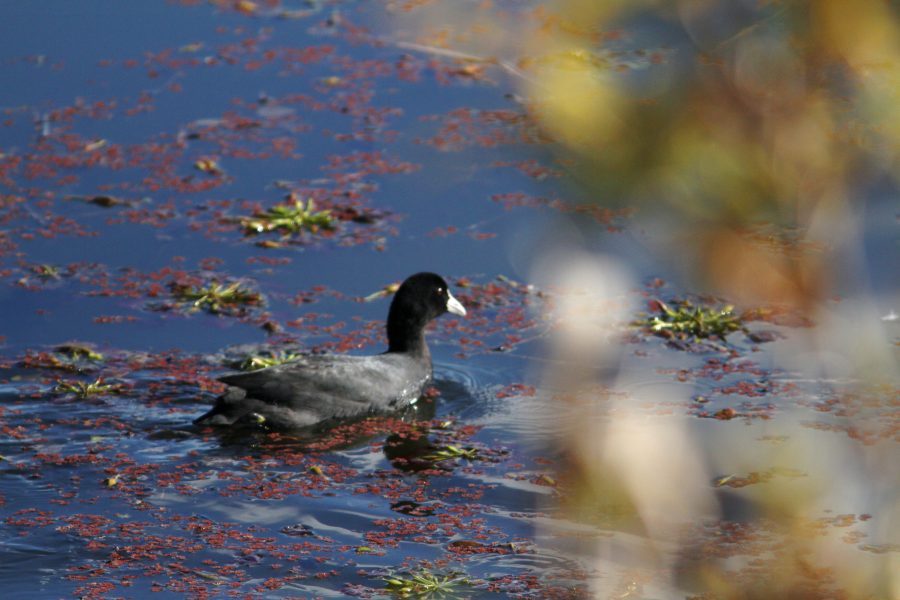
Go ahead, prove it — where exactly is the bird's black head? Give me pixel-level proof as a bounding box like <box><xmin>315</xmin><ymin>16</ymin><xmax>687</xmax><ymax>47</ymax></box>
<box><xmin>386</xmin><ymin>272</ymin><xmax>466</xmax><ymax>354</ymax></box>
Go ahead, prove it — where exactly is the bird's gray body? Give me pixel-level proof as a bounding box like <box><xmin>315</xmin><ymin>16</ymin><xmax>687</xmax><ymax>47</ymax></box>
<box><xmin>195</xmin><ymin>352</ymin><xmax>432</xmax><ymax>428</ymax></box>
<box><xmin>193</xmin><ymin>272</ymin><xmax>465</xmax><ymax>430</ymax></box>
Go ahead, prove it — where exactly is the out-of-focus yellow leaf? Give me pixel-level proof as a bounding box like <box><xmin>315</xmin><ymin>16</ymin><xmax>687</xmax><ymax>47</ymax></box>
<box><xmin>84</xmin><ymin>139</ymin><xmax>107</xmax><ymax>152</ymax></box>
<box><xmin>235</xmin><ymin>1</ymin><xmax>257</xmax><ymax>15</ymax></box>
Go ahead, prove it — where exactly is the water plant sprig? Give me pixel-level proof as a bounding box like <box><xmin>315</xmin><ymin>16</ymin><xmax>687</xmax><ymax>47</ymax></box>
<box><xmin>634</xmin><ymin>299</ymin><xmax>745</xmax><ymax>339</ymax></box>
<box><xmin>239</xmin><ymin>350</ymin><xmax>302</xmax><ymax>371</ymax></box>
<box><xmin>383</xmin><ymin>570</ymin><xmax>470</xmax><ymax>598</ymax></box>
<box><xmin>241</xmin><ymin>197</ymin><xmax>334</xmax><ymax>236</ymax></box>
<box><xmin>424</xmin><ymin>444</ymin><xmax>480</xmax><ymax>462</ymax></box>
<box><xmin>56</xmin><ymin>344</ymin><xmax>104</xmax><ymax>362</ymax></box>
<box><xmin>54</xmin><ymin>378</ymin><xmax>118</xmax><ymax>398</ymax></box>
<box><xmin>171</xmin><ymin>281</ymin><xmax>262</xmax><ymax>315</ymax></box>
<box><xmin>35</xmin><ymin>264</ymin><xmax>61</xmax><ymax>279</ymax></box>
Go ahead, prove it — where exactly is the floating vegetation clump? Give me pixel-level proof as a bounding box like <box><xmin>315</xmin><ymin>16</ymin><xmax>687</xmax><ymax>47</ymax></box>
<box><xmin>383</xmin><ymin>570</ymin><xmax>470</xmax><ymax>598</ymax></box>
<box><xmin>54</xmin><ymin>378</ymin><xmax>118</xmax><ymax>398</ymax></box>
<box><xmin>241</xmin><ymin>197</ymin><xmax>335</xmax><ymax>237</ymax></box>
<box><xmin>634</xmin><ymin>299</ymin><xmax>746</xmax><ymax>340</ymax></box>
<box><xmin>424</xmin><ymin>444</ymin><xmax>480</xmax><ymax>462</ymax></box>
<box><xmin>19</xmin><ymin>345</ymin><xmax>104</xmax><ymax>373</ymax></box>
<box><xmin>55</xmin><ymin>345</ymin><xmax>104</xmax><ymax>362</ymax></box>
<box><xmin>238</xmin><ymin>350</ymin><xmax>303</xmax><ymax>371</ymax></box>
<box><xmin>169</xmin><ymin>280</ymin><xmax>262</xmax><ymax>315</ymax></box>
<box><xmin>35</xmin><ymin>264</ymin><xmax>61</xmax><ymax>279</ymax></box>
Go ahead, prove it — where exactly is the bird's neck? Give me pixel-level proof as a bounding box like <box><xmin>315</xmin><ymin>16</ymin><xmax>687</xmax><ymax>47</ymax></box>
<box><xmin>386</xmin><ymin>316</ymin><xmax>430</xmax><ymax>357</ymax></box>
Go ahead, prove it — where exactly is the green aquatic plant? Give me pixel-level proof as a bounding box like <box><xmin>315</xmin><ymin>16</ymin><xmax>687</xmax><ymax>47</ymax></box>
<box><xmin>19</xmin><ymin>345</ymin><xmax>104</xmax><ymax>373</ymax></box>
<box><xmin>54</xmin><ymin>378</ymin><xmax>117</xmax><ymax>398</ymax></box>
<box><xmin>36</xmin><ymin>264</ymin><xmax>61</xmax><ymax>279</ymax></box>
<box><xmin>383</xmin><ymin>570</ymin><xmax>470</xmax><ymax>598</ymax></box>
<box><xmin>241</xmin><ymin>197</ymin><xmax>334</xmax><ymax>236</ymax></box>
<box><xmin>56</xmin><ymin>344</ymin><xmax>104</xmax><ymax>362</ymax></box>
<box><xmin>424</xmin><ymin>444</ymin><xmax>480</xmax><ymax>462</ymax></box>
<box><xmin>171</xmin><ymin>281</ymin><xmax>262</xmax><ymax>315</ymax></box>
<box><xmin>635</xmin><ymin>299</ymin><xmax>745</xmax><ymax>339</ymax></box>
<box><xmin>238</xmin><ymin>350</ymin><xmax>302</xmax><ymax>371</ymax></box>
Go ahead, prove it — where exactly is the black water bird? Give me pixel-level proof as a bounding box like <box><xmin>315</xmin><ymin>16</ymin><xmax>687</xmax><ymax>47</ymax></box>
<box><xmin>194</xmin><ymin>272</ymin><xmax>466</xmax><ymax>428</ymax></box>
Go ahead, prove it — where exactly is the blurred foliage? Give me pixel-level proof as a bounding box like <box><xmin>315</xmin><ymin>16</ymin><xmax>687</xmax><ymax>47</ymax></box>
<box><xmin>524</xmin><ymin>0</ymin><xmax>900</xmax><ymax>211</ymax></box>
<box><xmin>390</xmin><ymin>2</ymin><xmax>900</xmax><ymax>598</ymax></box>
<box><xmin>395</xmin><ymin>0</ymin><xmax>899</xmax><ymax>308</ymax></box>
<box><xmin>518</xmin><ymin>0</ymin><xmax>900</xmax><ymax>308</ymax></box>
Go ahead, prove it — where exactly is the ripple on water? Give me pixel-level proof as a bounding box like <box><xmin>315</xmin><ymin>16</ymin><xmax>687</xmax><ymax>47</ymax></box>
<box><xmin>0</xmin><ymin>536</ymin><xmax>84</xmax><ymax>596</ymax></box>
<box><xmin>433</xmin><ymin>359</ymin><xmax>521</xmax><ymax>420</ymax></box>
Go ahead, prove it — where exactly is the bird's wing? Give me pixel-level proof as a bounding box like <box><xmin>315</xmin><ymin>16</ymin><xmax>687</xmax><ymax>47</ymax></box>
<box><xmin>217</xmin><ymin>354</ymin><xmax>428</xmax><ymax>417</ymax></box>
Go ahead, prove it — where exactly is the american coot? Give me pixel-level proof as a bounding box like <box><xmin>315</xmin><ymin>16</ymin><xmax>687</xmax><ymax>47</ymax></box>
<box><xmin>194</xmin><ymin>272</ymin><xmax>466</xmax><ymax>428</ymax></box>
